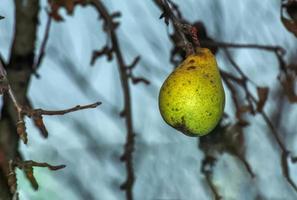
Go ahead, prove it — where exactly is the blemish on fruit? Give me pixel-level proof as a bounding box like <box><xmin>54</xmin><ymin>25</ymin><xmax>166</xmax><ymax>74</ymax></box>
<box><xmin>188</xmin><ymin>59</ymin><xmax>195</xmax><ymax>64</ymax></box>
<box><xmin>203</xmin><ymin>73</ymin><xmax>209</xmax><ymax>78</ymax></box>
<box><xmin>187</xmin><ymin>66</ymin><xmax>196</xmax><ymax>70</ymax></box>
<box><xmin>206</xmin><ymin>111</ymin><xmax>212</xmax><ymax>116</ymax></box>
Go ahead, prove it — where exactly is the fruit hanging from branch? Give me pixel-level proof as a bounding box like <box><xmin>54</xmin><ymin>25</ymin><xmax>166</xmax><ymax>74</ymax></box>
<box><xmin>159</xmin><ymin>48</ymin><xmax>225</xmax><ymax>136</ymax></box>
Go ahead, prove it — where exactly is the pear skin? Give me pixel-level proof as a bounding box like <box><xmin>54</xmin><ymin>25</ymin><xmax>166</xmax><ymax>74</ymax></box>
<box><xmin>159</xmin><ymin>48</ymin><xmax>225</xmax><ymax>136</ymax></box>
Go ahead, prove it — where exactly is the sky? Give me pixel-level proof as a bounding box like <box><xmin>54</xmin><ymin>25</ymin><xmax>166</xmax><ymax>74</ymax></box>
<box><xmin>1</xmin><ymin>0</ymin><xmax>297</xmax><ymax>199</ymax></box>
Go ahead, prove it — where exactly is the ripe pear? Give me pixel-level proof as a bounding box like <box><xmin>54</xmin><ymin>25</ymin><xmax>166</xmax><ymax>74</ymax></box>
<box><xmin>159</xmin><ymin>48</ymin><xmax>225</xmax><ymax>136</ymax></box>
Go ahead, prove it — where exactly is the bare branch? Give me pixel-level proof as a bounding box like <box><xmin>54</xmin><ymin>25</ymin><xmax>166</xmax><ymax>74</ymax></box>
<box><xmin>154</xmin><ymin>0</ymin><xmax>196</xmax><ymax>55</ymax></box>
<box><xmin>24</xmin><ymin>102</ymin><xmax>101</xmax><ymax>116</ymax></box>
<box><xmin>200</xmin><ymin>40</ymin><xmax>285</xmax><ymax>54</ymax></box>
<box><xmin>86</xmin><ymin>1</ymin><xmax>139</xmax><ymax>199</ymax></box>
<box><xmin>32</xmin><ymin>12</ymin><xmax>52</xmax><ymax>77</ymax></box>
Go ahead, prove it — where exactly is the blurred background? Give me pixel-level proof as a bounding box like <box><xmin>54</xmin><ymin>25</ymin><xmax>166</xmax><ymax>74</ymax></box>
<box><xmin>1</xmin><ymin>0</ymin><xmax>297</xmax><ymax>199</ymax></box>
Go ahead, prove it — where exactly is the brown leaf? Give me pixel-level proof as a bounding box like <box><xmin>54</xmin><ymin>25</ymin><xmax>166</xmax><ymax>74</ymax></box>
<box><xmin>24</xmin><ymin>166</ymin><xmax>39</xmax><ymax>190</ymax></box>
<box><xmin>48</xmin><ymin>0</ymin><xmax>86</xmax><ymax>21</ymax></box>
<box><xmin>281</xmin><ymin>16</ymin><xmax>297</xmax><ymax>37</ymax></box>
<box><xmin>281</xmin><ymin>74</ymin><xmax>297</xmax><ymax>102</ymax></box>
<box><xmin>235</xmin><ymin>104</ymin><xmax>253</xmax><ymax>123</ymax></box>
<box><xmin>256</xmin><ymin>87</ymin><xmax>269</xmax><ymax>112</ymax></box>
<box><xmin>280</xmin><ymin>73</ymin><xmax>297</xmax><ymax>103</ymax></box>
<box><xmin>33</xmin><ymin>115</ymin><xmax>49</xmax><ymax>138</ymax></box>
<box><xmin>238</xmin><ymin>105</ymin><xmax>253</xmax><ymax>114</ymax></box>
<box><xmin>16</xmin><ymin>121</ymin><xmax>28</xmax><ymax>144</ymax></box>
<box><xmin>284</xmin><ymin>1</ymin><xmax>297</xmax><ymax>22</ymax></box>
<box><xmin>237</xmin><ymin>119</ymin><xmax>250</xmax><ymax>127</ymax></box>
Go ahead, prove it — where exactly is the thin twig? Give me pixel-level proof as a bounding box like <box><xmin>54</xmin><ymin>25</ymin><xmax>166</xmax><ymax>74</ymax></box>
<box><xmin>200</xmin><ymin>40</ymin><xmax>285</xmax><ymax>54</ymax></box>
<box><xmin>0</xmin><ymin>60</ymin><xmax>23</xmax><ymax>128</ymax></box>
<box><xmin>32</xmin><ymin>12</ymin><xmax>52</xmax><ymax>77</ymax></box>
<box><xmin>14</xmin><ymin>160</ymin><xmax>66</xmax><ymax>171</ymax></box>
<box><xmin>24</xmin><ymin>102</ymin><xmax>101</xmax><ymax>116</ymax></box>
<box><xmin>154</xmin><ymin>0</ymin><xmax>195</xmax><ymax>55</ymax></box>
<box><xmin>201</xmin><ymin>156</ymin><xmax>222</xmax><ymax>200</ymax></box>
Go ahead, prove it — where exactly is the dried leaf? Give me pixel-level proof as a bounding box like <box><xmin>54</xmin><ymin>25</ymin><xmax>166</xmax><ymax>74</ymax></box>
<box><xmin>284</xmin><ymin>1</ymin><xmax>297</xmax><ymax>22</ymax></box>
<box><xmin>238</xmin><ymin>105</ymin><xmax>253</xmax><ymax>113</ymax></box>
<box><xmin>256</xmin><ymin>87</ymin><xmax>269</xmax><ymax>112</ymax></box>
<box><xmin>48</xmin><ymin>0</ymin><xmax>86</xmax><ymax>21</ymax></box>
<box><xmin>281</xmin><ymin>74</ymin><xmax>297</xmax><ymax>102</ymax></box>
<box><xmin>16</xmin><ymin>121</ymin><xmax>28</xmax><ymax>144</ymax></box>
<box><xmin>281</xmin><ymin>16</ymin><xmax>297</xmax><ymax>37</ymax></box>
<box><xmin>33</xmin><ymin>115</ymin><xmax>49</xmax><ymax>138</ymax></box>
<box><xmin>237</xmin><ymin>119</ymin><xmax>250</xmax><ymax>127</ymax></box>
<box><xmin>24</xmin><ymin>166</ymin><xmax>39</xmax><ymax>190</ymax></box>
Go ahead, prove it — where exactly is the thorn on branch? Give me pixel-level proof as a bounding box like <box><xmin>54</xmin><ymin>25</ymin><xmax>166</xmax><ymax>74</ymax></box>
<box><xmin>130</xmin><ymin>77</ymin><xmax>150</xmax><ymax>85</ymax></box>
<box><xmin>125</xmin><ymin>56</ymin><xmax>150</xmax><ymax>85</ymax></box>
<box><xmin>119</xmin><ymin>109</ymin><xmax>126</xmax><ymax>117</ymax></box>
<box><xmin>126</xmin><ymin>56</ymin><xmax>140</xmax><ymax>70</ymax></box>
<box><xmin>91</xmin><ymin>46</ymin><xmax>113</xmax><ymax>65</ymax></box>
<box><xmin>159</xmin><ymin>9</ymin><xmax>170</xmax><ymax>25</ymax></box>
<box><xmin>120</xmin><ymin>133</ymin><xmax>136</xmax><ymax>162</ymax></box>
<box><xmin>110</xmin><ymin>11</ymin><xmax>121</xmax><ymax>19</ymax></box>
<box><xmin>100</xmin><ymin>16</ymin><xmax>120</xmax><ymax>32</ymax></box>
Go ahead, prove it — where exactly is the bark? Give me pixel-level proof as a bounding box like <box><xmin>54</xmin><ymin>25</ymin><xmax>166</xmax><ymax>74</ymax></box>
<box><xmin>0</xmin><ymin>0</ymin><xmax>39</xmax><ymax>199</ymax></box>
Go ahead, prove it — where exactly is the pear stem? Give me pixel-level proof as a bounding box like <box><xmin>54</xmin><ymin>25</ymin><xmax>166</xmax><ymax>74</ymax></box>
<box><xmin>157</xmin><ymin>0</ymin><xmax>201</xmax><ymax>55</ymax></box>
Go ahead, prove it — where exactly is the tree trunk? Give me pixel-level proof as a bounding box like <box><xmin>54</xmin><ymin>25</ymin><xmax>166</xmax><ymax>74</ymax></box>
<box><xmin>0</xmin><ymin>0</ymin><xmax>39</xmax><ymax>199</ymax></box>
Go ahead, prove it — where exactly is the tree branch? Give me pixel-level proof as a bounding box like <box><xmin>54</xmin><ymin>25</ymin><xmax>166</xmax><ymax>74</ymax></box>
<box><xmin>87</xmin><ymin>1</ymin><xmax>138</xmax><ymax>199</ymax></box>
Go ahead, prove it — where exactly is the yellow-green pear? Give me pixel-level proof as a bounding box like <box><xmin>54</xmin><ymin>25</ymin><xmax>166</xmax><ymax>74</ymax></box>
<box><xmin>158</xmin><ymin>48</ymin><xmax>225</xmax><ymax>136</ymax></box>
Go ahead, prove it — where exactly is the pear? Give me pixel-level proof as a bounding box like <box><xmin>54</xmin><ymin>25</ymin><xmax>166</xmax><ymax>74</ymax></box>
<box><xmin>159</xmin><ymin>48</ymin><xmax>225</xmax><ymax>136</ymax></box>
